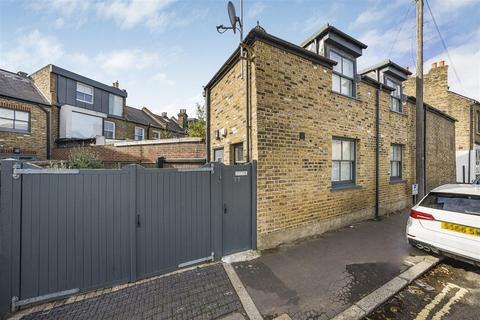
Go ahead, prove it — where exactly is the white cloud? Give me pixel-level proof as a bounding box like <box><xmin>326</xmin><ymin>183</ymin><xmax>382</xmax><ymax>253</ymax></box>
<box><xmin>1</xmin><ymin>30</ymin><xmax>64</xmax><ymax>72</ymax></box>
<box><xmin>94</xmin><ymin>50</ymin><xmax>165</xmax><ymax>74</ymax></box>
<box><xmin>95</xmin><ymin>0</ymin><xmax>174</xmax><ymax>31</ymax></box>
<box><xmin>248</xmin><ymin>2</ymin><xmax>267</xmax><ymax>19</ymax></box>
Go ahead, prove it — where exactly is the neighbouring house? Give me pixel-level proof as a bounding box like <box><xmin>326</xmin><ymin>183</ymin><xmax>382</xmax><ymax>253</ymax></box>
<box><xmin>0</xmin><ymin>64</ymin><xmax>200</xmax><ymax>164</ymax></box>
<box><xmin>205</xmin><ymin>24</ymin><xmax>456</xmax><ymax>249</ymax></box>
<box><xmin>0</xmin><ymin>69</ymin><xmax>51</xmax><ymax>160</ymax></box>
<box><xmin>404</xmin><ymin>61</ymin><xmax>480</xmax><ymax>183</ymax></box>
<box><xmin>29</xmin><ymin>65</ymin><xmax>188</xmax><ymax>153</ymax></box>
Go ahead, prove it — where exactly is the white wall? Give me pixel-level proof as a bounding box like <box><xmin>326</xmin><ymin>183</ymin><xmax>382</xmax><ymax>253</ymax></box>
<box><xmin>456</xmin><ymin>149</ymin><xmax>476</xmax><ymax>183</ymax></box>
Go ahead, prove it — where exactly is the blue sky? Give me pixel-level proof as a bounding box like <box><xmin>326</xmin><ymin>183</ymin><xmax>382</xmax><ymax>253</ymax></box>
<box><xmin>1</xmin><ymin>0</ymin><xmax>479</xmax><ymax>117</ymax></box>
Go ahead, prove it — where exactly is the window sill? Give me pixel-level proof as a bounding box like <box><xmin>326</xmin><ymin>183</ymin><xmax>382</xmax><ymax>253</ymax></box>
<box><xmin>331</xmin><ymin>183</ymin><xmax>362</xmax><ymax>191</ymax></box>
<box><xmin>76</xmin><ymin>99</ymin><xmax>94</xmax><ymax>105</ymax></box>
<box><xmin>389</xmin><ymin>178</ymin><xmax>405</xmax><ymax>184</ymax></box>
<box><xmin>389</xmin><ymin>110</ymin><xmax>407</xmax><ymax>117</ymax></box>
<box><xmin>107</xmin><ymin>114</ymin><xmax>124</xmax><ymax>120</ymax></box>
<box><xmin>0</xmin><ymin>128</ymin><xmax>31</xmax><ymax>134</ymax></box>
<box><xmin>330</xmin><ymin>90</ymin><xmax>362</xmax><ymax>102</ymax></box>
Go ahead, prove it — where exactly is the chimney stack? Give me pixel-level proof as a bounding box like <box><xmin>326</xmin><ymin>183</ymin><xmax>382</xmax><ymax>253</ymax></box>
<box><xmin>112</xmin><ymin>81</ymin><xmax>119</xmax><ymax>88</ymax></box>
<box><xmin>161</xmin><ymin>112</ymin><xmax>167</xmax><ymax>117</ymax></box>
<box><xmin>177</xmin><ymin>109</ymin><xmax>188</xmax><ymax>129</ymax></box>
<box><xmin>439</xmin><ymin>60</ymin><xmax>445</xmax><ymax>67</ymax></box>
<box><xmin>431</xmin><ymin>62</ymin><xmax>437</xmax><ymax>69</ymax></box>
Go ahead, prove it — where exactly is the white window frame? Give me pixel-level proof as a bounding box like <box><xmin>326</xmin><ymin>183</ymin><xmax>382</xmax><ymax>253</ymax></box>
<box><xmin>76</xmin><ymin>82</ymin><xmax>94</xmax><ymax>104</ymax></box>
<box><xmin>103</xmin><ymin>120</ymin><xmax>116</xmax><ymax>139</ymax></box>
<box><xmin>134</xmin><ymin>127</ymin><xmax>145</xmax><ymax>141</ymax></box>
<box><xmin>0</xmin><ymin>107</ymin><xmax>30</xmax><ymax>133</ymax></box>
<box><xmin>109</xmin><ymin>94</ymin><xmax>123</xmax><ymax>117</ymax></box>
<box><xmin>151</xmin><ymin>130</ymin><xmax>161</xmax><ymax>140</ymax></box>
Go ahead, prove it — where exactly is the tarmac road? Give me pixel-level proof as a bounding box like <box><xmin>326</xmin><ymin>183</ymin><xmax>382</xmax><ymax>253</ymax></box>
<box><xmin>365</xmin><ymin>257</ymin><xmax>480</xmax><ymax>320</ymax></box>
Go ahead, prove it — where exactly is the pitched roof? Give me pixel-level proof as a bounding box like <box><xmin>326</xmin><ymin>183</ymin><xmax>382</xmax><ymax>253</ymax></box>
<box><xmin>205</xmin><ymin>25</ymin><xmax>337</xmax><ymax>89</ymax></box>
<box><xmin>360</xmin><ymin>60</ymin><xmax>412</xmax><ymax>76</ymax></box>
<box><xmin>300</xmin><ymin>23</ymin><xmax>368</xmax><ymax>49</ymax></box>
<box><xmin>148</xmin><ymin>112</ymin><xmax>186</xmax><ymax>133</ymax></box>
<box><xmin>125</xmin><ymin>106</ymin><xmax>161</xmax><ymax>128</ymax></box>
<box><xmin>0</xmin><ymin>69</ymin><xmax>50</xmax><ymax>105</ymax></box>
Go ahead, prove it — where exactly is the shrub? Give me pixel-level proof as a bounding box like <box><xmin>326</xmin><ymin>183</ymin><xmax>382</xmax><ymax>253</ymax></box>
<box><xmin>68</xmin><ymin>147</ymin><xmax>103</xmax><ymax>169</ymax></box>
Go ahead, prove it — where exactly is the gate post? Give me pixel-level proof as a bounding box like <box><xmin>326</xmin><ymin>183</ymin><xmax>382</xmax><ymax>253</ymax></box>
<box><xmin>250</xmin><ymin>161</ymin><xmax>257</xmax><ymax>250</ymax></box>
<box><xmin>210</xmin><ymin>162</ymin><xmax>223</xmax><ymax>259</ymax></box>
<box><xmin>0</xmin><ymin>160</ymin><xmax>22</xmax><ymax>316</ymax></box>
<box><xmin>126</xmin><ymin>164</ymin><xmax>138</xmax><ymax>282</ymax></box>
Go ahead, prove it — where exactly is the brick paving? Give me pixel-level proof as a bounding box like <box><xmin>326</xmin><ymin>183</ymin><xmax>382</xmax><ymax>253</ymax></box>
<box><xmin>18</xmin><ymin>263</ymin><xmax>244</xmax><ymax>320</ymax></box>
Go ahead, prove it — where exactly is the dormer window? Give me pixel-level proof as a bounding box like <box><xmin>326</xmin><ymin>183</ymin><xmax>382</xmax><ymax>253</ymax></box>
<box><xmin>76</xmin><ymin>82</ymin><xmax>94</xmax><ymax>104</ymax></box>
<box><xmin>109</xmin><ymin>94</ymin><xmax>123</xmax><ymax>117</ymax></box>
<box><xmin>386</xmin><ymin>78</ymin><xmax>402</xmax><ymax>112</ymax></box>
<box><xmin>329</xmin><ymin>50</ymin><xmax>355</xmax><ymax>97</ymax></box>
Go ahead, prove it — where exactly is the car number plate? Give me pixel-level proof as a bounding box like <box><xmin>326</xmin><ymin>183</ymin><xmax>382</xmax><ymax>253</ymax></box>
<box><xmin>441</xmin><ymin>222</ymin><xmax>480</xmax><ymax>237</ymax></box>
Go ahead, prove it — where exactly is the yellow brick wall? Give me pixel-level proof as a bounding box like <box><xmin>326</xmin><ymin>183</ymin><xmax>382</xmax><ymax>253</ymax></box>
<box><xmin>252</xmin><ymin>41</ymin><xmax>416</xmax><ymax>248</ymax></box>
<box><xmin>0</xmin><ymin>98</ymin><xmax>48</xmax><ymax>160</ymax></box>
<box><xmin>209</xmin><ymin>40</ymin><xmax>456</xmax><ymax>249</ymax></box>
<box><xmin>404</xmin><ymin>65</ymin><xmax>475</xmax><ymax>151</ymax></box>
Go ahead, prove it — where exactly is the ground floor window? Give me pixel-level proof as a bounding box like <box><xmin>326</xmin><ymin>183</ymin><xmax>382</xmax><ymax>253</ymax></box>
<box><xmin>232</xmin><ymin>143</ymin><xmax>244</xmax><ymax>164</ymax></box>
<box><xmin>152</xmin><ymin>130</ymin><xmax>160</xmax><ymax>140</ymax></box>
<box><xmin>214</xmin><ymin>148</ymin><xmax>224</xmax><ymax>163</ymax></box>
<box><xmin>134</xmin><ymin>127</ymin><xmax>144</xmax><ymax>141</ymax></box>
<box><xmin>103</xmin><ymin>121</ymin><xmax>115</xmax><ymax>139</ymax></box>
<box><xmin>390</xmin><ymin>144</ymin><xmax>403</xmax><ymax>180</ymax></box>
<box><xmin>332</xmin><ymin>138</ymin><xmax>355</xmax><ymax>185</ymax></box>
<box><xmin>71</xmin><ymin>111</ymin><xmax>102</xmax><ymax>138</ymax></box>
<box><xmin>0</xmin><ymin>107</ymin><xmax>30</xmax><ymax>132</ymax></box>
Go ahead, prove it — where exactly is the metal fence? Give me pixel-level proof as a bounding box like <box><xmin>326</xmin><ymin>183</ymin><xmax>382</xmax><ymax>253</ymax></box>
<box><xmin>0</xmin><ymin>160</ymin><xmax>256</xmax><ymax>315</ymax></box>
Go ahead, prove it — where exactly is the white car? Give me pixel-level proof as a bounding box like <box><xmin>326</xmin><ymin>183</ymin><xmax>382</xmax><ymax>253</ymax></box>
<box><xmin>407</xmin><ymin>184</ymin><xmax>480</xmax><ymax>266</ymax></box>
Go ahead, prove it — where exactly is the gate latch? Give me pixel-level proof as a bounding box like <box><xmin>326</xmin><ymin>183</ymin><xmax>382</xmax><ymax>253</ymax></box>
<box><xmin>223</xmin><ymin>204</ymin><xmax>228</xmax><ymax>214</ymax></box>
<box><xmin>136</xmin><ymin>214</ymin><xmax>141</xmax><ymax>227</ymax></box>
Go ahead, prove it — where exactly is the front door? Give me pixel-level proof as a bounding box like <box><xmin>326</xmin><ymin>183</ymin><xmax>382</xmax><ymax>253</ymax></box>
<box><xmin>222</xmin><ymin>163</ymin><xmax>253</xmax><ymax>255</ymax></box>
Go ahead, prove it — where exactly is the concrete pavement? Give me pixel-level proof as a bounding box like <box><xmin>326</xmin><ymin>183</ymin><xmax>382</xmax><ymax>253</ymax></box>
<box><xmin>233</xmin><ymin>210</ymin><xmax>429</xmax><ymax>320</ymax></box>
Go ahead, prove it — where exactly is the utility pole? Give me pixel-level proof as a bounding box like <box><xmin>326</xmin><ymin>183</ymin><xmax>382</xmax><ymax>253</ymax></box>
<box><xmin>416</xmin><ymin>0</ymin><xmax>425</xmax><ymax>200</ymax></box>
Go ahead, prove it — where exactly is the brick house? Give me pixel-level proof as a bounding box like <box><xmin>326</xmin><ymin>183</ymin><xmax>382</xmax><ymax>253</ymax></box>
<box><xmin>0</xmin><ymin>64</ymin><xmax>194</xmax><ymax>161</ymax></box>
<box><xmin>404</xmin><ymin>61</ymin><xmax>480</xmax><ymax>183</ymax></box>
<box><xmin>0</xmin><ymin>69</ymin><xmax>51</xmax><ymax>160</ymax></box>
<box><xmin>205</xmin><ymin>25</ymin><xmax>456</xmax><ymax>249</ymax></box>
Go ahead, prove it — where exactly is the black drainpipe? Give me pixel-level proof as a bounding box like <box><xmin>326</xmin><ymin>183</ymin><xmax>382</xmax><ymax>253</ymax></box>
<box><xmin>375</xmin><ymin>84</ymin><xmax>381</xmax><ymax>220</ymax></box>
<box><xmin>468</xmin><ymin>104</ymin><xmax>474</xmax><ymax>182</ymax></box>
<box><xmin>38</xmin><ymin>104</ymin><xmax>51</xmax><ymax>159</ymax></box>
<box><xmin>244</xmin><ymin>47</ymin><xmax>250</xmax><ymax>163</ymax></box>
<box><xmin>204</xmin><ymin>87</ymin><xmax>211</xmax><ymax>162</ymax></box>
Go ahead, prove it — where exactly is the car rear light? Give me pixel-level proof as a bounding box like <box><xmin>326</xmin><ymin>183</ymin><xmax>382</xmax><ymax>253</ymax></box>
<box><xmin>410</xmin><ymin>209</ymin><xmax>435</xmax><ymax>220</ymax></box>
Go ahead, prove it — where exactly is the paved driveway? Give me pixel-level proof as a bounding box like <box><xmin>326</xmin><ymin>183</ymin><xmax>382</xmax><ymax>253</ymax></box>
<box><xmin>14</xmin><ymin>264</ymin><xmax>245</xmax><ymax>320</ymax></box>
<box><xmin>233</xmin><ymin>211</ymin><xmax>427</xmax><ymax>320</ymax></box>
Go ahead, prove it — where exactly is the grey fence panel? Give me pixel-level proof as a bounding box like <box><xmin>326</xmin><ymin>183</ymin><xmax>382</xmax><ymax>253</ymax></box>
<box><xmin>19</xmin><ymin>169</ymin><xmax>133</xmax><ymax>300</ymax></box>
<box><xmin>0</xmin><ymin>161</ymin><xmax>256</xmax><ymax>316</ymax></box>
<box><xmin>135</xmin><ymin>168</ymin><xmax>213</xmax><ymax>279</ymax></box>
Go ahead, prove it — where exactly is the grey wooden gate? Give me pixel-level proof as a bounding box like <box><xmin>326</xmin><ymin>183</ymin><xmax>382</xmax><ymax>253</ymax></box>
<box><xmin>0</xmin><ymin>161</ymin><xmax>256</xmax><ymax>315</ymax></box>
<box><xmin>135</xmin><ymin>167</ymin><xmax>213</xmax><ymax>279</ymax></box>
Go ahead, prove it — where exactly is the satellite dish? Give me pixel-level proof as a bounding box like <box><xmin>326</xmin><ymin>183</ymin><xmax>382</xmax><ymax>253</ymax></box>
<box><xmin>227</xmin><ymin>1</ymin><xmax>237</xmax><ymax>34</ymax></box>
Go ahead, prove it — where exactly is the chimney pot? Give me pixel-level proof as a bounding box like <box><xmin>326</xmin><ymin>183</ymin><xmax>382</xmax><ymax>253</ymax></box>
<box><xmin>112</xmin><ymin>81</ymin><xmax>119</xmax><ymax>88</ymax></box>
<box><xmin>432</xmin><ymin>62</ymin><xmax>437</xmax><ymax>69</ymax></box>
<box><xmin>177</xmin><ymin>109</ymin><xmax>188</xmax><ymax>129</ymax></box>
<box><xmin>439</xmin><ymin>60</ymin><xmax>445</xmax><ymax>67</ymax></box>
